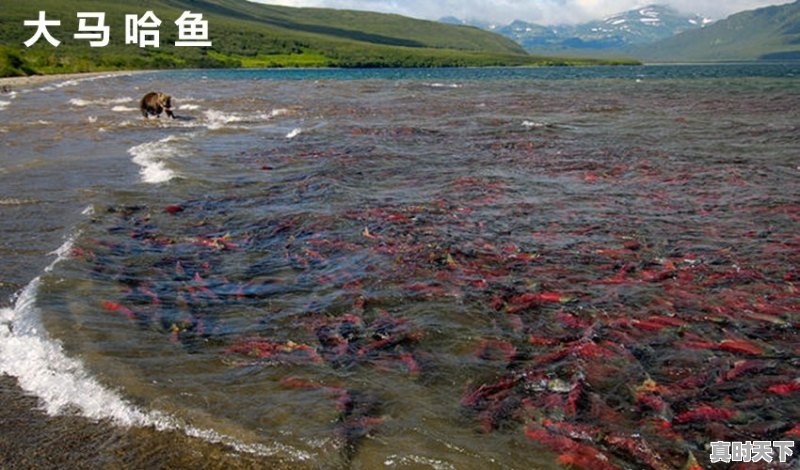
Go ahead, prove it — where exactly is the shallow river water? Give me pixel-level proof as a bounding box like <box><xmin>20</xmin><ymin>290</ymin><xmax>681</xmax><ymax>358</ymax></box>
<box><xmin>0</xmin><ymin>65</ymin><xmax>798</xmax><ymax>469</ymax></box>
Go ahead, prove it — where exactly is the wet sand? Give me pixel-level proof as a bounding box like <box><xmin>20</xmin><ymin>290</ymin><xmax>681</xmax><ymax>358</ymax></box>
<box><xmin>0</xmin><ymin>370</ymin><xmax>311</xmax><ymax>469</ymax></box>
<box><xmin>0</xmin><ymin>375</ymin><xmax>299</xmax><ymax>469</ymax></box>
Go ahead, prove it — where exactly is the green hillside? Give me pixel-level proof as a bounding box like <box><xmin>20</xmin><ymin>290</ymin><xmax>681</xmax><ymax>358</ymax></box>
<box><xmin>641</xmin><ymin>0</ymin><xmax>800</xmax><ymax>62</ymax></box>
<box><xmin>188</xmin><ymin>0</ymin><xmax>526</xmax><ymax>53</ymax></box>
<box><xmin>0</xmin><ymin>0</ymin><xmax>637</xmax><ymax>76</ymax></box>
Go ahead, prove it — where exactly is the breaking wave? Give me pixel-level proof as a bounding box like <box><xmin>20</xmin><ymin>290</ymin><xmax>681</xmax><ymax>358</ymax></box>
<box><xmin>0</xmin><ymin>233</ymin><xmax>154</xmax><ymax>425</ymax></box>
<box><xmin>204</xmin><ymin>108</ymin><xmax>289</xmax><ymax>130</ymax></box>
<box><xmin>127</xmin><ymin>135</ymin><xmax>189</xmax><ymax>184</ymax></box>
<box><xmin>69</xmin><ymin>97</ymin><xmax>134</xmax><ymax>107</ymax></box>
<box><xmin>204</xmin><ymin>110</ymin><xmax>245</xmax><ymax>130</ymax></box>
<box><xmin>111</xmin><ymin>105</ymin><xmax>138</xmax><ymax>112</ymax></box>
<box><xmin>0</xmin><ymin>230</ymin><xmax>311</xmax><ymax>461</ymax></box>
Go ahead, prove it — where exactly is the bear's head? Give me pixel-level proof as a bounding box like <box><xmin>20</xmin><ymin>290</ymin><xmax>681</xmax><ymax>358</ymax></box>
<box><xmin>158</xmin><ymin>93</ymin><xmax>173</xmax><ymax>110</ymax></box>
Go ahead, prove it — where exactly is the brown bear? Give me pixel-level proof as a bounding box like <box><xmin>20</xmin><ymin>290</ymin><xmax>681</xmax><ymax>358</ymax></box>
<box><xmin>140</xmin><ymin>92</ymin><xmax>175</xmax><ymax>119</ymax></box>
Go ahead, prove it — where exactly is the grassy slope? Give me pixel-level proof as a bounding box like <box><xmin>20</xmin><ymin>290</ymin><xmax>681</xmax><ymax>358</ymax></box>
<box><xmin>180</xmin><ymin>0</ymin><xmax>527</xmax><ymax>54</ymax></box>
<box><xmin>0</xmin><ymin>0</ymin><xmax>637</xmax><ymax>76</ymax></box>
<box><xmin>641</xmin><ymin>1</ymin><xmax>800</xmax><ymax>62</ymax></box>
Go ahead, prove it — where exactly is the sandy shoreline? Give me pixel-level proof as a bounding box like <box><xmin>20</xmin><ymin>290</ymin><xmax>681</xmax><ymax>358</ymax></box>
<box><xmin>0</xmin><ymin>70</ymin><xmax>144</xmax><ymax>90</ymax></box>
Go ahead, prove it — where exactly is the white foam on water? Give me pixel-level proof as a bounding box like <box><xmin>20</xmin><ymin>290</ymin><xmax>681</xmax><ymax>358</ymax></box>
<box><xmin>0</xmin><ymin>100</ymin><xmax>10</xmax><ymax>110</ymax></box>
<box><xmin>112</xmin><ymin>106</ymin><xmax>137</xmax><ymax>112</ymax></box>
<box><xmin>88</xmin><ymin>116</ymin><xmax>98</xmax><ymax>123</ymax></box>
<box><xmin>179</xmin><ymin>104</ymin><xmax>200</xmax><ymax>111</ymax></box>
<box><xmin>183</xmin><ymin>426</ymin><xmax>311</xmax><ymax>460</ymax></box>
<box><xmin>69</xmin><ymin>98</ymin><xmax>91</xmax><ymax>107</ymax></box>
<box><xmin>269</xmin><ymin>108</ymin><xmax>289</xmax><ymax>118</ymax></box>
<box><xmin>0</xmin><ymin>197</ymin><xmax>39</xmax><ymax>206</ymax></box>
<box><xmin>522</xmin><ymin>120</ymin><xmax>555</xmax><ymax>130</ymax></box>
<box><xmin>428</xmin><ymin>83</ymin><xmax>462</xmax><ymax>89</ymax></box>
<box><xmin>0</xmin><ymin>282</ymin><xmax>154</xmax><ymax>424</ymax></box>
<box><xmin>286</xmin><ymin>128</ymin><xmax>303</xmax><ymax>139</ymax></box>
<box><xmin>244</xmin><ymin>108</ymin><xmax>290</xmax><ymax>122</ymax></box>
<box><xmin>128</xmin><ymin>138</ymin><xmax>179</xmax><ymax>184</ymax></box>
<box><xmin>0</xmin><ymin>231</ymin><xmax>312</xmax><ymax>461</ymax></box>
<box><xmin>384</xmin><ymin>454</ymin><xmax>456</xmax><ymax>469</ymax></box>
<box><xmin>128</xmin><ymin>132</ymin><xmax>205</xmax><ymax>183</ymax></box>
<box><xmin>0</xmin><ymin>234</ymin><xmax>152</xmax><ymax>425</ymax></box>
<box><xmin>204</xmin><ymin>108</ymin><xmax>291</xmax><ymax>130</ymax></box>
<box><xmin>70</xmin><ymin>97</ymin><xmax>134</xmax><ymax>107</ymax></box>
<box><xmin>110</xmin><ymin>97</ymin><xmax>136</xmax><ymax>104</ymax></box>
<box><xmin>55</xmin><ymin>73</ymin><xmax>132</xmax><ymax>90</ymax></box>
<box><xmin>159</xmin><ymin>134</ymin><xmax>191</xmax><ymax>143</ymax></box>
<box><xmin>56</xmin><ymin>80</ymin><xmax>80</xmax><ymax>88</ymax></box>
<box><xmin>204</xmin><ymin>110</ymin><xmax>244</xmax><ymax>130</ymax></box>
<box><xmin>170</xmin><ymin>120</ymin><xmax>206</xmax><ymax>129</ymax></box>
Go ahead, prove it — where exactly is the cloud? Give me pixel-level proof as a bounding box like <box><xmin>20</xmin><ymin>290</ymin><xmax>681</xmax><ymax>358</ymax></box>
<box><xmin>251</xmin><ymin>0</ymin><xmax>794</xmax><ymax>24</ymax></box>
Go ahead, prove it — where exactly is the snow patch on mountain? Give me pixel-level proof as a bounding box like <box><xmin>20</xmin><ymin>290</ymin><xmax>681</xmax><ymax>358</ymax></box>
<box><xmin>444</xmin><ymin>4</ymin><xmax>714</xmax><ymax>51</ymax></box>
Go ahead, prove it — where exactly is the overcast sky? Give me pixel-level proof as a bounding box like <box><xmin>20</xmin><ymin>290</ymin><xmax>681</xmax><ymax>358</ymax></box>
<box><xmin>250</xmin><ymin>0</ymin><xmax>794</xmax><ymax>25</ymax></box>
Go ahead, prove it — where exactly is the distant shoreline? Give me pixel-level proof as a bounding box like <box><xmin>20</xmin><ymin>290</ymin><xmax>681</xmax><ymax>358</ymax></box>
<box><xmin>0</xmin><ymin>58</ymin><xmax>643</xmax><ymax>90</ymax></box>
<box><xmin>0</xmin><ymin>71</ymin><xmax>142</xmax><ymax>89</ymax></box>
<box><xmin>0</xmin><ymin>61</ymin><xmax>792</xmax><ymax>91</ymax></box>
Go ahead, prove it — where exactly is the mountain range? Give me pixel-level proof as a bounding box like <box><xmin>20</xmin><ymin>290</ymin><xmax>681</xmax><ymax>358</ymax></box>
<box><xmin>444</xmin><ymin>5</ymin><xmax>712</xmax><ymax>51</ymax></box>
<box><xmin>642</xmin><ymin>0</ymin><xmax>800</xmax><ymax>61</ymax></box>
<box><xmin>443</xmin><ymin>1</ymin><xmax>800</xmax><ymax>62</ymax></box>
